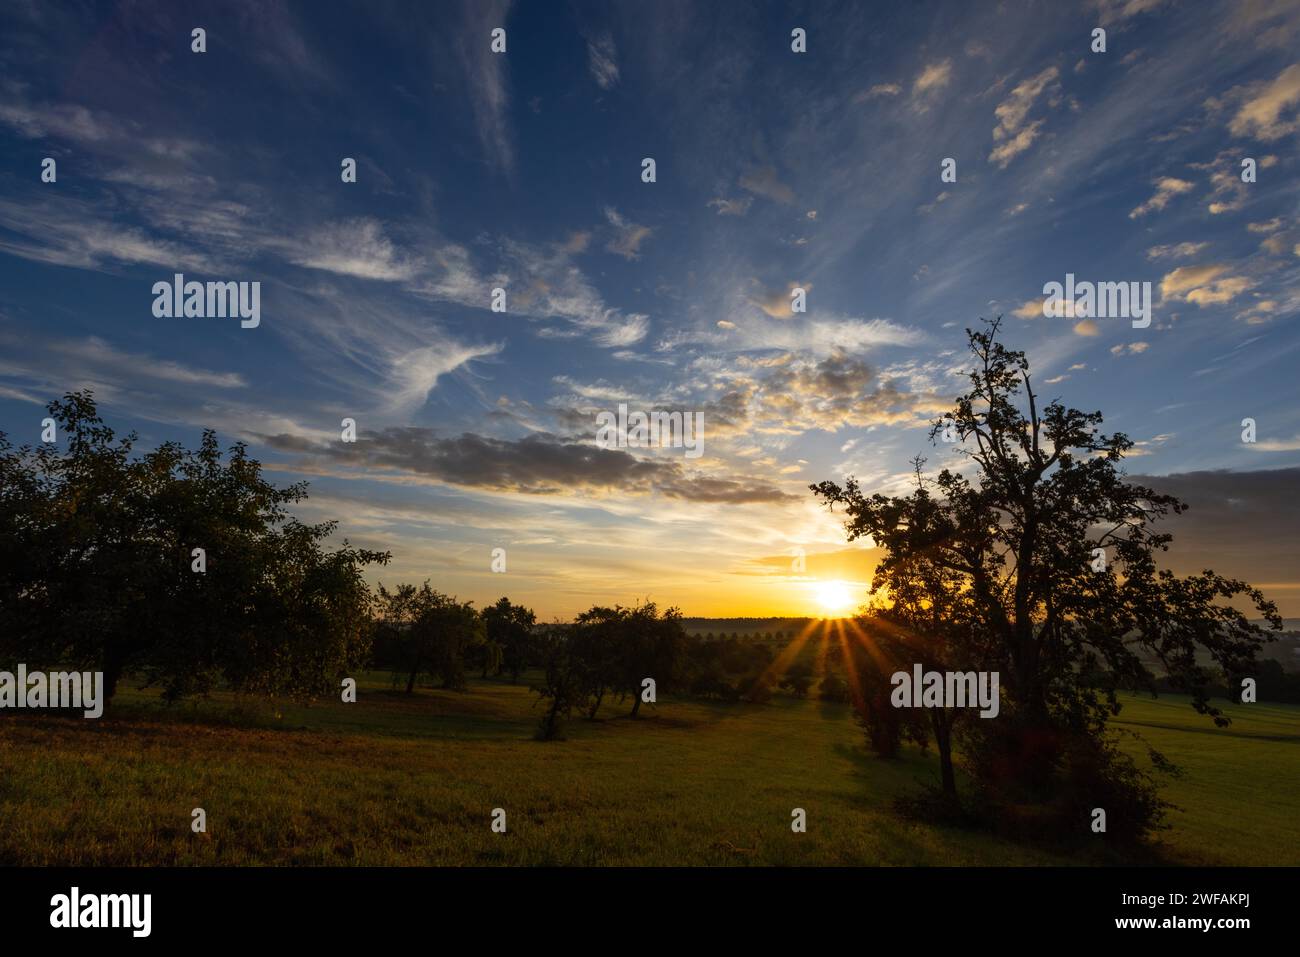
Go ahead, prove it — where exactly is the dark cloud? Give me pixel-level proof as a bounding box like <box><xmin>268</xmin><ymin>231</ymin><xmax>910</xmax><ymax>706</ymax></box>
<box><xmin>1132</xmin><ymin>468</ymin><xmax>1300</xmax><ymax>595</ymax></box>
<box><xmin>259</xmin><ymin>427</ymin><xmax>794</xmax><ymax>504</ymax></box>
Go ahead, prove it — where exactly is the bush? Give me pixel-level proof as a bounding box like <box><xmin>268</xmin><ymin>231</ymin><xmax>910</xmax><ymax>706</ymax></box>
<box><xmin>959</xmin><ymin>721</ymin><xmax>1173</xmax><ymax>848</ymax></box>
<box><xmin>779</xmin><ymin>663</ymin><xmax>814</xmax><ymax>698</ymax></box>
<box><xmin>818</xmin><ymin>673</ymin><xmax>851</xmax><ymax>703</ymax></box>
<box><xmin>739</xmin><ymin>671</ymin><xmax>775</xmax><ymax>704</ymax></box>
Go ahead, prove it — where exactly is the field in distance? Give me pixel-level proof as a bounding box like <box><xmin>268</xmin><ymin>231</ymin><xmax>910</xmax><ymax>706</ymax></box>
<box><xmin>1</xmin><ymin>673</ymin><xmax>1296</xmax><ymax>866</ymax></box>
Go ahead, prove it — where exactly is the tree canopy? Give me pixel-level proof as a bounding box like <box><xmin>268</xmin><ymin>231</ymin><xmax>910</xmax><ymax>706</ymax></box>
<box><xmin>0</xmin><ymin>391</ymin><xmax>389</xmax><ymax>705</ymax></box>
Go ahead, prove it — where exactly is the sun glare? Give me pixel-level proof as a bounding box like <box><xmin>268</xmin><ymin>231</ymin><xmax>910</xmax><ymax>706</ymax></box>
<box><xmin>813</xmin><ymin>580</ymin><xmax>855</xmax><ymax>616</ymax></box>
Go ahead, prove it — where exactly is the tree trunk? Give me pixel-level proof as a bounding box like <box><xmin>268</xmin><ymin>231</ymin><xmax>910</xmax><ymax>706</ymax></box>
<box><xmin>542</xmin><ymin>697</ymin><xmax>562</xmax><ymax>739</ymax></box>
<box><xmin>630</xmin><ymin>692</ymin><xmax>642</xmax><ymax>718</ymax></box>
<box><xmin>102</xmin><ymin>659</ymin><xmax>123</xmax><ymax>706</ymax></box>
<box><xmin>932</xmin><ymin>711</ymin><xmax>957</xmax><ymax>799</ymax></box>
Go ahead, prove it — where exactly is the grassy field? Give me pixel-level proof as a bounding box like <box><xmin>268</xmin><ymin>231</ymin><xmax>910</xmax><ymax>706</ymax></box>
<box><xmin>1</xmin><ymin>672</ymin><xmax>1296</xmax><ymax>866</ymax></box>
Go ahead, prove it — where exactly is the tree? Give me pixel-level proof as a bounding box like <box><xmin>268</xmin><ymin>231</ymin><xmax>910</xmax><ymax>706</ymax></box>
<box><xmin>739</xmin><ymin>669</ymin><xmax>775</xmax><ymax>704</ymax></box>
<box><xmin>617</xmin><ymin>601</ymin><xmax>686</xmax><ymax>717</ymax></box>
<box><xmin>812</xmin><ymin>320</ymin><xmax>1280</xmax><ymax>832</ymax></box>
<box><xmin>378</xmin><ymin>583</ymin><xmax>484</xmax><ymax>692</ymax></box>
<box><xmin>837</xmin><ymin>619</ymin><xmax>929</xmax><ymax>759</ymax></box>
<box><xmin>428</xmin><ymin>596</ymin><xmax>484</xmax><ymax>691</ymax></box>
<box><xmin>230</xmin><ymin>519</ymin><xmax>385</xmax><ymax>702</ymax></box>
<box><xmin>481</xmin><ymin>597</ymin><xmax>537</xmax><ymax>682</ymax></box>
<box><xmin>861</xmin><ymin>547</ymin><xmax>986</xmax><ymax>796</ymax></box>
<box><xmin>779</xmin><ymin>661</ymin><xmax>814</xmax><ymax>698</ymax></box>
<box><xmin>683</xmin><ymin>635</ymin><xmax>736</xmax><ymax>699</ymax></box>
<box><xmin>531</xmin><ymin>625</ymin><xmax>585</xmax><ymax>740</ymax></box>
<box><xmin>817</xmin><ymin>672</ymin><xmax>851</xmax><ymax>703</ymax></box>
<box><xmin>375</xmin><ymin>582</ymin><xmax>419</xmax><ymax>690</ymax></box>
<box><xmin>478</xmin><ymin>638</ymin><xmax>504</xmax><ymax>679</ymax></box>
<box><xmin>570</xmin><ymin>605</ymin><xmax>625</xmax><ymax>719</ymax></box>
<box><xmin>563</xmin><ymin>601</ymin><xmax>687</xmax><ymax>719</ymax></box>
<box><xmin>0</xmin><ymin>391</ymin><xmax>389</xmax><ymax>706</ymax></box>
<box><xmin>0</xmin><ymin>431</ymin><xmax>48</xmax><ymax>653</ymax></box>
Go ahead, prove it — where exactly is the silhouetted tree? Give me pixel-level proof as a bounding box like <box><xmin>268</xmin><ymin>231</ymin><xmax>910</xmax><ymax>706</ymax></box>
<box><xmin>685</xmin><ymin>643</ymin><xmax>735</xmax><ymax>699</ymax></box>
<box><xmin>376</xmin><ymin>584</ymin><xmax>484</xmax><ymax>692</ymax></box>
<box><xmin>478</xmin><ymin>637</ymin><xmax>504</xmax><ymax>678</ymax></box>
<box><xmin>375</xmin><ymin>582</ymin><xmax>419</xmax><ymax>690</ymax></box>
<box><xmin>531</xmin><ymin>626</ymin><xmax>584</xmax><ymax>740</ymax></box>
<box><xmin>571</xmin><ymin>605</ymin><xmax>624</xmax><ymax>718</ymax></box>
<box><xmin>779</xmin><ymin>662</ymin><xmax>814</xmax><ymax>698</ymax></box>
<box><xmin>618</xmin><ymin>601</ymin><xmax>686</xmax><ymax>717</ymax></box>
<box><xmin>839</xmin><ymin>621</ymin><xmax>928</xmax><ymax>759</ymax></box>
<box><xmin>818</xmin><ymin>672</ymin><xmax>851</xmax><ymax>703</ymax></box>
<box><xmin>813</xmin><ymin>320</ymin><xmax>1281</xmax><ymax>836</ymax></box>
<box><xmin>565</xmin><ymin>601</ymin><xmax>686</xmax><ymax>718</ymax></box>
<box><xmin>481</xmin><ymin>596</ymin><xmax>537</xmax><ymax>682</ymax></box>
<box><xmin>0</xmin><ymin>391</ymin><xmax>389</xmax><ymax>705</ymax></box>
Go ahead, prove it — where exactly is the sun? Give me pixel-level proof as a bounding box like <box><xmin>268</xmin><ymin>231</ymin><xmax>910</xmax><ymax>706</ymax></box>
<box><xmin>813</xmin><ymin>579</ymin><xmax>856</xmax><ymax>617</ymax></box>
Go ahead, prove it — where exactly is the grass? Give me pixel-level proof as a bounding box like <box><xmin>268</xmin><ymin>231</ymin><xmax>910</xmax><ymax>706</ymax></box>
<box><xmin>1108</xmin><ymin>693</ymin><xmax>1300</xmax><ymax>866</ymax></box>
<box><xmin>1</xmin><ymin>672</ymin><xmax>1296</xmax><ymax>866</ymax></box>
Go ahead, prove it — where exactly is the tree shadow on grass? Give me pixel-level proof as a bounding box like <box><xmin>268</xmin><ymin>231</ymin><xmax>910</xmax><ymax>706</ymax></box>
<box><xmin>818</xmin><ymin>697</ymin><xmax>851</xmax><ymax>720</ymax></box>
<box><xmin>1114</xmin><ymin>717</ymin><xmax>1300</xmax><ymax>745</ymax></box>
<box><xmin>830</xmin><ymin>739</ymin><xmax>1181</xmax><ymax>865</ymax></box>
<box><xmin>830</xmin><ymin>740</ymin><xmax>942</xmax><ymax>801</ymax></box>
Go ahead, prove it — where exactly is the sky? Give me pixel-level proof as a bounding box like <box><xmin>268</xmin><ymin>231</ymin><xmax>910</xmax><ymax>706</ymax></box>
<box><xmin>0</xmin><ymin>0</ymin><xmax>1298</xmax><ymax>620</ymax></box>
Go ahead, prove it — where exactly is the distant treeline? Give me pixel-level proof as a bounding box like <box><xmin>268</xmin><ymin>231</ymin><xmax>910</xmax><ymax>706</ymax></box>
<box><xmin>680</xmin><ymin>617</ymin><xmax>818</xmax><ymax>637</ymax></box>
<box><xmin>366</xmin><ymin>590</ymin><xmax>837</xmax><ymax>739</ymax></box>
<box><xmin>1149</xmin><ymin>658</ymin><xmax>1300</xmax><ymax>704</ymax></box>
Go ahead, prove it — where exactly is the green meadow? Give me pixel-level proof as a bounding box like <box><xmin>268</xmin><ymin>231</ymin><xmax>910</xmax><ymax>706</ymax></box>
<box><xmin>1</xmin><ymin>673</ymin><xmax>1296</xmax><ymax>866</ymax></box>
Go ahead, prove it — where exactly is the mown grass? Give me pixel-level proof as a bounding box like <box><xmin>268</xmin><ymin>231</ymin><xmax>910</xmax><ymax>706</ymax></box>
<box><xmin>1108</xmin><ymin>693</ymin><xmax>1300</xmax><ymax>866</ymax></box>
<box><xmin>1</xmin><ymin>673</ymin><xmax>1295</xmax><ymax>865</ymax></box>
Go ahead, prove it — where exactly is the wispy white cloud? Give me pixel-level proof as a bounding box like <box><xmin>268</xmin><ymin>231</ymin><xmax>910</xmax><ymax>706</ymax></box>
<box><xmin>455</xmin><ymin>0</ymin><xmax>516</xmax><ymax>174</ymax></box>
<box><xmin>854</xmin><ymin>83</ymin><xmax>901</xmax><ymax>101</ymax></box>
<box><xmin>913</xmin><ymin>60</ymin><xmax>953</xmax><ymax>97</ymax></box>
<box><xmin>603</xmin><ymin>207</ymin><xmax>652</xmax><ymax>260</ymax></box>
<box><xmin>1225</xmin><ymin>63</ymin><xmax>1300</xmax><ymax>141</ymax></box>
<box><xmin>0</xmin><ymin>332</ymin><xmax>248</xmax><ymax>393</ymax></box>
<box><xmin>282</xmin><ymin>218</ymin><xmax>423</xmax><ymax>281</ymax></box>
<box><xmin>739</xmin><ymin>166</ymin><xmax>795</xmax><ymax>204</ymax></box>
<box><xmin>0</xmin><ymin>194</ymin><xmax>213</xmax><ymax>272</ymax></box>
<box><xmin>1147</xmin><ymin>241</ymin><xmax>1209</xmax><ymax>259</ymax></box>
<box><xmin>707</xmin><ymin>196</ymin><xmax>753</xmax><ymax>216</ymax></box>
<box><xmin>988</xmin><ymin>66</ymin><xmax>1060</xmax><ymax>168</ymax></box>
<box><xmin>586</xmin><ymin>32</ymin><xmax>620</xmax><ymax>89</ymax></box>
<box><xmin>1130</xmin><ymin>176</ymin><xmax>1195</xmax><ymax>218</ymax></box>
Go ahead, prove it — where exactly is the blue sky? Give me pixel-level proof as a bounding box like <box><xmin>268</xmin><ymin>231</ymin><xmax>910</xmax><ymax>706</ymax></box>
<box><xmin>1</xmin><ymin>0</ymin><xmax>1298</xmax><ymax>617</ymax></box>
